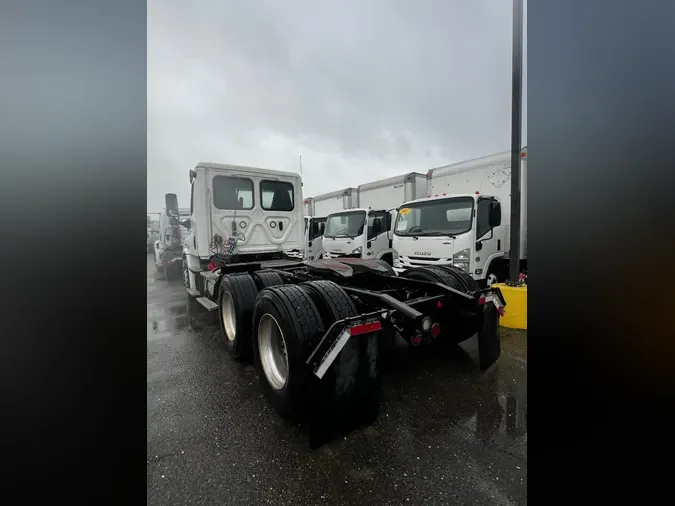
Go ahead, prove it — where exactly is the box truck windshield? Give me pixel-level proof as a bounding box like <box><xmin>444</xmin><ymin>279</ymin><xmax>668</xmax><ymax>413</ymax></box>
<box><xmin>324</xmin><ymin>210</ymin><xmax>366</xmax><ymax>238</ymax></box>
<box><xmin>395</xmin><ymin>197</ymin><xmax>474</xmax><ymax>237</ymax></box>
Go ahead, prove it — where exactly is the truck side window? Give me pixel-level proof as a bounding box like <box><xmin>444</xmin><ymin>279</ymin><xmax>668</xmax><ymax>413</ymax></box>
<box><xmin>476</xmin><ymin>199</ymin><xmax>492</xmax><ymax>238</ymax></box>
<box><xmin>261</xmin><ymin>180</ymin><xmax>295</xmax><ymax>212</ymax></box>
<box><xmin>367</xmin><ymin>211</ymin><xmax>388</xmax><ymax>239</ymax></box>
<box><xmin>213</xmin><ymin>176</ymin><xmax>254</xmax><ymax>210</ymax></box>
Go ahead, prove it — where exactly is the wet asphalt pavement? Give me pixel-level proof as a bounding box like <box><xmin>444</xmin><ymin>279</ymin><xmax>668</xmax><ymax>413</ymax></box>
<box><xmin>147</xmin><ymin>254</ymin><xmax>527</xmax><ymax>505</ymax></box>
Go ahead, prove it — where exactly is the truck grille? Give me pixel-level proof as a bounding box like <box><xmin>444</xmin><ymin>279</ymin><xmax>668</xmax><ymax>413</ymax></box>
<box><xmin>324</xmin><ymin>252</ymin><xmax>361</xmax><ymax>259</ymax></box>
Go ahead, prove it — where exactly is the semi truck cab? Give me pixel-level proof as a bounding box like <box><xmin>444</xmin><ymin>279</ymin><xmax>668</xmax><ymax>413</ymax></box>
<box><xmin>182</xmin><ymin>163</ymin><xmax>304</xmax><ymax>289</ymax></box>
<box><xmin>392</xmin><ymin>193</ymin><xmax>504</xmax><ymax>286</ymax></box>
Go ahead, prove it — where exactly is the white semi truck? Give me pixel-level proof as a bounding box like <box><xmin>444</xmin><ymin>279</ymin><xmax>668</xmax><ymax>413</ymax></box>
<box><xmin>392</xmin><ymin>148</ymin><xmax>527</xmax><ymax>286</ymax></box>
<box><xmin>153</xmin><ymin>206</ymin><xmax>191</xmax><ymax>280</ymax></box>
<box><xmin>322</xmin><ymin>173</ymin><xmax>427</xmax><ymax>266</ymax></box>
<box><xmin>172</xmin><ymin>161</ymin><xmax>506</xmax><ymax>444</ymax></box>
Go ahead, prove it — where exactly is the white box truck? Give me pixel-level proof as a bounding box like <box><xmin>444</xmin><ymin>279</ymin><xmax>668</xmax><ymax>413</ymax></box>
<box><xmin>301</xmin><ymin>188</ymin><xmax>358</xmax><ymax>260</ymax></box>
<box><xmin>392</xmin><ymin>148</ymin><xmax>527</xmax><ymax>286</ymax></box>
<box><xmin>322</xmin><ymin>173</ymin><xmax>426</xmax><ymax>265</ymax></box>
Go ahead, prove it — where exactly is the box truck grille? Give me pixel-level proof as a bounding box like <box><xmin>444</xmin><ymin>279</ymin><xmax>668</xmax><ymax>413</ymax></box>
<box><xmin>408</xmin><ymin>256</ymin><xmax>441</xmax><ymax>262</ymax></box>
<box><xmin>325</xmin><ymin>252</ymin><xmax>361</xmax><ymax>259</ymax></box>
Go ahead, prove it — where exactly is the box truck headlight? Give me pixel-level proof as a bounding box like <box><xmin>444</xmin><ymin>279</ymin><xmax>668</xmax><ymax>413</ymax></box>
<box><xmin>393</xmin><ymin>249</ymin><xmax>401</xmax><ymax>268</ymax></box>
<box><xmin>452</xmin><ymin>248</ymin><xmax>470</xmax><ymax>273</ymax></box>
<box><xmin>351</xmin><ymin>246</ymin><xmax>362</xmax><ymax>255</ymax></box>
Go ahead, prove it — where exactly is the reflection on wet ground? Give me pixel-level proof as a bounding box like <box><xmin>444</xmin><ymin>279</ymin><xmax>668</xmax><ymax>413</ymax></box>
<box><xmin>147</xmin><ymin>255</ymin><xmax>527</xmax><ymax>505</ymax></box>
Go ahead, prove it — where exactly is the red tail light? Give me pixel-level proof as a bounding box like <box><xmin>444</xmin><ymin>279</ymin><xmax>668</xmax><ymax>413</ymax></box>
<box><xmin>349</xmin><ymin>321</ymin><xmax>382</xmax><ymax>336</ymax></box>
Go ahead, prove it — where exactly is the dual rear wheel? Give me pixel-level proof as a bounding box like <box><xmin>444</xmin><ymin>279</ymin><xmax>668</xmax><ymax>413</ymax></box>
<box><xmin>217</xmin><ymin>271</ymin><xmax>362</xmax><ymax>418</ymax></box>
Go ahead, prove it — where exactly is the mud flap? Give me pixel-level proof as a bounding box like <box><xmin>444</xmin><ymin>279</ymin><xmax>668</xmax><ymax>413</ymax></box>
<box><xmin>459</xmin><ymin>302</ymin><xmax>502</xmax><ymax>372</ymax></box>
<box><xmin>307</xmin><ymin>326</ymin><xmax>381</xmax><ymax>449</ymax></box>
<box><xmin>477</xmin><ymin>302</ymin><xmax>502</xmax><ymax>370</ymax></box>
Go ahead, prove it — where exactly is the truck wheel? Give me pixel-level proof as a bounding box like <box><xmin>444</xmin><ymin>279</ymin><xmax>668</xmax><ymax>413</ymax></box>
<box><xmin>252</xmin><ymin>270</ymin><xmax>285</xmax><ymax>290</ymax></box>
<box><xmin>299</xmin><ymin>280</ymin><xmax>358</xmax><ymax>324</ymax></box>
<box><xmin>252</xmin><ymin>285</ymin><xmax>326</xmax><ymax>419</ymax></box>
<box><xmin>218</xmin><ymin>274</ymin><xmax>259</xmax><ymax>359</ymax></box>
<box><xmin>433</xmin><ymin>265</ymin><xmax>479</xmax><ymax>292</ymax></box>
<box><xmin>164</xmin><ymin>260</ymin><xmax>179</xmax><ymax>281</ymax></box>
<box><xmin>400</xmin><ymin>266</ymin><xmax>479</xmax><ymax>343</ymax></box>
<box><xmin>299</xmin><ymin>280</ymin><xmax>381</xmax><ymax>429</ymax></box>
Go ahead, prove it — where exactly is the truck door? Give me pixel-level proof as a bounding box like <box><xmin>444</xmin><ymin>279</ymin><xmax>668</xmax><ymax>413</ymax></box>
<box><xmin>307</xmin><ymin>218</ymin><xmax>325</xmax><ymax>260</ymax></box>
<box><xmin>474</xmin><ymin>197</ymin><xmax>501</xmax><ymax>279</ymax></box>
<box><xmin>366</xmin><ymin>210</ymin><xmax>390</xmax><ymax>259</ymax></box>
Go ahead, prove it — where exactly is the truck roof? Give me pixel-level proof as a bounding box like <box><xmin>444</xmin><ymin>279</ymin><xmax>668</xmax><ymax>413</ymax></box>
<box><xmin>195</xmin><ymin>162</ymin><xmax>301</xmax><ymax>179</ymax></box>
<box><xmin>427</xmin><ymin>147</ymin><xmax>527</xmax><ymax>179</ymax></box>
<box><xmin>401</xmin><ymin>193</ymin><xmax>478</xmax><ymax>207</ymax></box>
<box><xmin>311</xmin><ymin>187</ymin><xmax>358</xmax><ymax>201</ymax></box>
<box><xmin>357</xmin><ymin>172</ymin><xmax>425</xmax><ymax>192</ymax></box>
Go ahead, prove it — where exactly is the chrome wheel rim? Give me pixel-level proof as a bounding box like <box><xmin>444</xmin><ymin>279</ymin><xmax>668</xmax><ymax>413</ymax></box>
<box><xmin>258</xmin><ymin>314</ymin><xmax>289</xmax><ymax>391</ymax></box>
<box><xmin>221</xmin><ymin>291</ymin><xmax>236</xmax><ymax>342</ymax></box>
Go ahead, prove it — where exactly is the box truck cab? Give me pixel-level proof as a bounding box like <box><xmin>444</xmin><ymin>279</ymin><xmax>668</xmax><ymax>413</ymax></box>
<box><xmin>322</xmin><ymin>207</ymin><xmax>394</xmax><ymax>262</ymax></box>
<box><xmin>392</xmin><ymin>149</ymin><xmax>527</xmax><ymax>286</ymax></box>
<box><xmin>322</xmin><ymin>173</ymin><xmax>426</xmax><ymax>265</ymax></box>
<box><xmin>181</xmin><ymin>163</ymin><xmax>304</xmax><ymax>289</ymax></box>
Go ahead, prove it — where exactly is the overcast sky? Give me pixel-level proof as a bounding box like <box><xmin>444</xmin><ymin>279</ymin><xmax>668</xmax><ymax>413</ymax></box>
<box><xmin>148</xmin><ymin>0</ymin><xmax>527</xmax><ymax>212</ymax></box>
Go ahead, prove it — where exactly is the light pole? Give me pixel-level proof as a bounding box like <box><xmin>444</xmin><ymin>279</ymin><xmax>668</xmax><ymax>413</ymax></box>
<box><xmin>508</xmin><ymin>0</ymin><xmax>524</xmax><ymax>284</ymax></box>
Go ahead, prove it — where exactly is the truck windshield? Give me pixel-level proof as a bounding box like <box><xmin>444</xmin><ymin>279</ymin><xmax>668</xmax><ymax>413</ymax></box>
<box><xmin>324</xmin><ymin>211</ymin><xmax>366</xmax><ymax>238</ymax></box>
<box><xmin>395</xmin><ymin>197</ymin><xmax>474</xmax><ymax>237</ymax></box>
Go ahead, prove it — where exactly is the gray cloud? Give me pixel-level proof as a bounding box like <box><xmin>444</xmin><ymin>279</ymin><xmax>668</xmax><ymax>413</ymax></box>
<box><xmin>148</xmin><ymin>0</ymin><xmax>527</xmax><ymax>211</ymax></box>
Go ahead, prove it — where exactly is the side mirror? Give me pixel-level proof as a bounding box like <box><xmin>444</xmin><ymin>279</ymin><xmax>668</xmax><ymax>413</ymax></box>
<box><xmin>489</xmin><ymin>203</ymin><xmax>502</xmax><ymax>227</ymax></box>
<box><xmin>165</xmin><ymin>193</ymin><xmax>179</xmax><ymax>218</ymax></box>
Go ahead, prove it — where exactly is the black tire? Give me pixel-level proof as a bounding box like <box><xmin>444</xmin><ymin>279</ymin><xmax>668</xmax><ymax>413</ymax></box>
<box><xmin>164</xmin><ymin>260</ymin><xmax>180</xmax><ymax>281</ymax></box>
<box><xmin>218</xmin><ymin>274</ymin><xmax>259</xmax><ymax>359</ymax></box>
<box><xmin>428</xmin><ymin>265</ymin><xmax>479</xmax><ymax>292</ymax></box>
<box><xmin>400</xmin><ymin>266</ymin><xmax>479</xmax><ymax>343</ymax></box>
<box><xmin>298</xmin><ymin>280</ymin><xmax>358</xmax><ymax>325</ymax></box>
<box><xmin>252</xmin><ymin>270</ymin><xmax>285</xmax><ymax>291</ymax></box>
<box><xmin>252</xmin><ymin>285</ymin><xmax>326</xmax><ymax>419</ymax></box>
<box><xmin>299</xmin><ymin>280</ymin><xmax>381</xmax><ymax>429</ymax></box>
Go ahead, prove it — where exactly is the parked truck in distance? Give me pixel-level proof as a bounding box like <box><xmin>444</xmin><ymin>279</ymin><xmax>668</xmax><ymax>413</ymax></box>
<box><xmin>172</xmin><ymin>162</ymin><xmax>506</xmax><ymax>445</ymax></box>
<box><xmin>322</xmin><ymin>173</ymin><xmax>426</xmax><ymax>266</ymax></box>
<box><xmin>392</xmin><ymin>148</ymin><xmax>527</xmax><ymax>287</ymax></box>
<box><xmin>153</xmin><ymin>205</ymin><xmax>190</xmax><ymax>280</ymax></box>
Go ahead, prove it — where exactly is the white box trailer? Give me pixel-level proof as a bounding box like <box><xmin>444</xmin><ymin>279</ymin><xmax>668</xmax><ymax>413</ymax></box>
<box><xmin>357</xmin><ymin>172</ymin><xmax>427</xmax><ymax>211</ymax></box>
<box><xmin>393</xmin><ymin>148</ymin><xmax>527</xmax><ymax>286</ymax></box>
<box><xmin>312</xmin><ymin>188</ymin><xmax>358</xmax><ymax>218</ymax></box>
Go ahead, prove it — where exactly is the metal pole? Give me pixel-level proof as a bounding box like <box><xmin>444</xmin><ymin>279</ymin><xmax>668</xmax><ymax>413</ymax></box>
<box><xmin>299</xmin><ymin>155</ymin><xmax>303</xmax><ymax>178</ymax></box>
<box><xmin>508</xmin><ymin>0</ymin><xmax>524</xmax><ymax>284</ymax></box>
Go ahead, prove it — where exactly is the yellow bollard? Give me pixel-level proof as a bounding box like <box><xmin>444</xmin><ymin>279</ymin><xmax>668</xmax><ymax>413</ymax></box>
<box><xmin>492</xmin><ymin>283</ymin><xmax>527</xmax><ymax>329</ymax></box>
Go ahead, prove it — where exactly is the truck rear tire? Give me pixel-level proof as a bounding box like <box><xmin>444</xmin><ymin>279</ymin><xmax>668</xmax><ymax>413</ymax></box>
<box><xmin>299</xmin><ymin>280</ymin><xmax>358</xmax><ymax>324</ymax></box>
<box><xmin>299</xmin><ymin>280</ymin><xmax>381</xmax><ymax>431</ymax></box>
<box><xmin>252</xmin><ymin>285</ymin><xmax>326</xmax><ymax>419</ymax></box>
<box><xmin>433</xmin><ymin>265</ymin><xmax>479</xmax><ymax>292</ymax></box>
<box><xmin>400</xmin><ymin>266</ymin><xmax>480</xmax><ymax>343</ymax></box>
<box><xmin>252</xmin><ymin>270</ymin><xmax>285</xmax><ymax>290</ymax></box>
<box><xmin>218</xmin><ymin>274</ymin><xmax>259</xmax><ymax>359</ymax></box>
